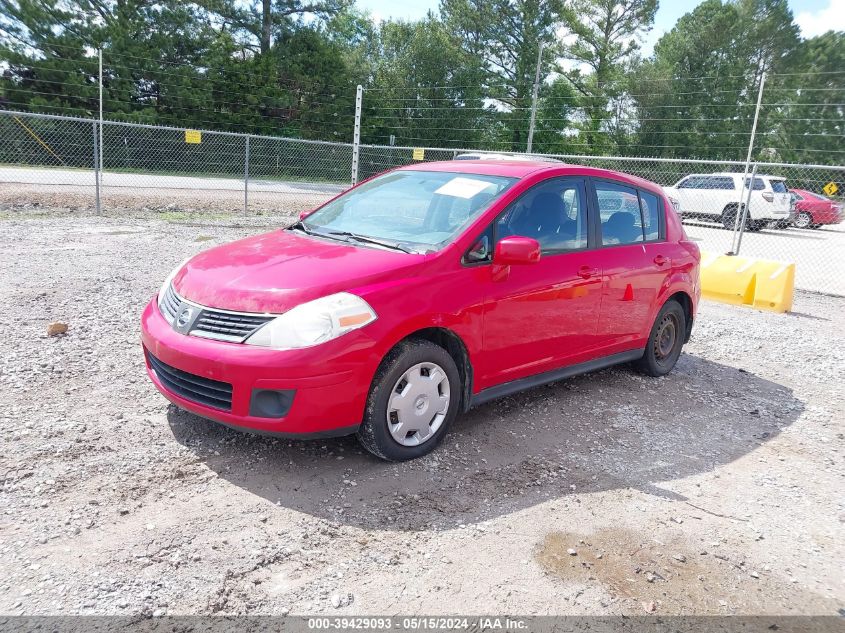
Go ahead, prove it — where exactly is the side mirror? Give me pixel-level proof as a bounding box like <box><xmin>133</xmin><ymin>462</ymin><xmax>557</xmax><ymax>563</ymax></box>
<box><xmin>494</xmin><ymin>236</ymin><xmax>541</xmax><ymax>265</ymax></box>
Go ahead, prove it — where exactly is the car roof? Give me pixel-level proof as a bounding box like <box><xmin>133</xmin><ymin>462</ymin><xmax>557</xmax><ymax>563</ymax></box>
<box><xmin>397</xmin><ymin>160</ymin><xmax>665</xmax><ymax>194</ymax></box>
<box><xmin>709</xmin><ymin>172</ymin><xmax>786</xmax><ymax>180</ymax></box>
<box><xmin>399</xmin><ymin>159</ymin><xmax>552</xmax><ymax>178</ymax></box>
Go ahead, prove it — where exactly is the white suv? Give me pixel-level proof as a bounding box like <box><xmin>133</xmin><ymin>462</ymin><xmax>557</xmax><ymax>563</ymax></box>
<box><xmin>663</xmin><ymin>172</ymin><xmax>792</xmax><ymax>231</ymax></box>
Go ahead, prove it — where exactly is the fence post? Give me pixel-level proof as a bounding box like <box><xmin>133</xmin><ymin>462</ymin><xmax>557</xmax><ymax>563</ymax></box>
<box><xmin>244</xmin><ymin>134</ymin><xmax>250</xmax><ymax>214</ymax></box>
<box><xmin>98</xmin><ymin>48</ymin><xmax>103</xmax><ymax>179</ymax></box>
<box><xmin>526</xmin><ymin>41</ymin><xmax>544</xmax><ymax>154</ymax></box>
<box><xmin>734</xmin><ymin>162</ymin><xmax>758</xmax><ymax>256</ymax></box>
<box><xmin>92</xmin><ymin>121</ymin><xmax>101</xmax><ymax>215</ymax></box>
<box><xmin>730</xmin><ymin>71</ymin><xmax>766</xmax><ymax>253</ymax></box>
<box><xmin>351</xmin><ymin>84</ymin><xmax>363</xmax><ymax>185</ymax></box>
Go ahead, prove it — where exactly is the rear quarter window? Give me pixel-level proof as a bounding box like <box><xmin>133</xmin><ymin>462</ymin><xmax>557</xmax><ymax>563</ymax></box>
<box><xmin>638</xmin><ymin>191</ymin><xmax>663</xmax><ymax>241</ymax></box>
<box><xmin>770</xmin><ymin>180</ymin><xmax>788</xmax><ymax>193</ymax></box>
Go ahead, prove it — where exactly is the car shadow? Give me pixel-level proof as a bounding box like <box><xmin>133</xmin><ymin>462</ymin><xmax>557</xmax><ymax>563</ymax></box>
<box><xmin>167</xmin><ymin>354</ymin><xmax>803</xmax><ymax>532</ymax></box>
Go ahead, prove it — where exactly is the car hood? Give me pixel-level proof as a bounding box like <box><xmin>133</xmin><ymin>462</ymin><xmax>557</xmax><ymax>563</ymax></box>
<box><xmin>172</xmin><ymin>230</ymin><xmax>425</xmax><ymax>314</ymax></box>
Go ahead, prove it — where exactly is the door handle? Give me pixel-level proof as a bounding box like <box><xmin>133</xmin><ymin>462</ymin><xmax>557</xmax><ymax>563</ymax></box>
<box><xmin>653</xmin><ymin>255</ymin><xmax>669</xmax><ymax>266</ymax></box>
<box><xmin>578</xmin><ymin>265</ymin><xmax>599</xmax><ymax>279</ymax></box>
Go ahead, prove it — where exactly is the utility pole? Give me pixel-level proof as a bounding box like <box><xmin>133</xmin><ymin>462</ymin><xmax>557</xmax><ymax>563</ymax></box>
<box><xmin>526</xmin><ymin>41</ymin><xmax>544</xmax><ymax>154</ymax></box>
<box><xmin>730</xmin><ymin>71</ymin><xmax>766</xmax><ymax>254</ymax></box>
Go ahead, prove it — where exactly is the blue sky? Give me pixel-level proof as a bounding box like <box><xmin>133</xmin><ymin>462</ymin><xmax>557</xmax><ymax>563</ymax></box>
<box><xmin>355</xmin><ymin>0</ymin><xmax>840</xmax><ymax>54</ymax></box>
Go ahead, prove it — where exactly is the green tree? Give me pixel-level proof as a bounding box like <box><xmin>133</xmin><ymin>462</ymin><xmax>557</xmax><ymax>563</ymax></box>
<box><xmin>200</xmin><ymin>0</ymin><xmax>351</xmax><ymax>55</ymax></box>
<box><xmin>631</xmin><ymin>0</ymin><xmax>800</xmax><ymax>160</ymax></box>
<box><xmin>768</xmin><ymin>30</ymin><xmax>845</xmax><ymax>166</ymax></box>
<box><xmin>0</xmin><ymin>0</ymin><xmax>359</xmax><ymax>138</ymax></box>
<box><xmin>441</xmin><ymin>0</ymin><xmax>566</xmax><ymax>151</ymax></box>
<box><xmin>363</xmin><ymin>15</ymin><xmax>489</xmax><ymax>149</ymax></box>
<box><xmin>558</xmin><ymin>0</ymin><xmax>657</xmax><ymax>154</ymax></box>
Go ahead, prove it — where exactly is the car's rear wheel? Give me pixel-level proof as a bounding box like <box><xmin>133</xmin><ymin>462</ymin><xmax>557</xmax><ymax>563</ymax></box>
<box><xmin>636</xmin><ymin>300</ymin><xmax>687</xmax><ymax>377</ymax></box>
<box><xmin>793</xmin><ymin>211</ymin><xmax>813</xmax><ymax>229</ymax></box>
<box><xmin>721</xmin><ymin>205</ymin><xmax>762</xmax><ymax>232</ymax></box>
<box><xmin>357</xmin><ymin>339</ymin><xmax>460</xmax><ymax>461</ymax></box>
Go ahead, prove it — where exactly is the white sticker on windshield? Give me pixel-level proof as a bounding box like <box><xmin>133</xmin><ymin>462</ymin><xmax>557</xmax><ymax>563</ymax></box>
<box><xmin>435</xmin><ymin>177</ymin><xmax>493</xmax><ymax>199</ymax></box>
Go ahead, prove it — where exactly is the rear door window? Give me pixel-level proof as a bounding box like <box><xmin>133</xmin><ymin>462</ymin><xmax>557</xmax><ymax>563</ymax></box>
<box><xmin>744</xmin><ymin>178</ymin><xmax>766</xmax><ymax>190</ymax></box>
<box><xmin>596</xmin><ymin>182</ymin><xmax>644</xmax><ymax>246</ymax></box>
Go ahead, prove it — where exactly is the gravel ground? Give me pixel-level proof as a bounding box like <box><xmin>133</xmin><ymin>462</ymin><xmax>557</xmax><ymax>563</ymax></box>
<box><xmin>0</xmin><ymin>213</ymin><xmax>843</xmax><ymax>617</ymax></box>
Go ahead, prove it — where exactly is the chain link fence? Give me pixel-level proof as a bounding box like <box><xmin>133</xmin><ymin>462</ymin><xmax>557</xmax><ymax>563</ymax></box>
<box><xmin>1</xmin><ymin>109</ymin><xmax>843</xmax><ymax>295</ymax></box>
<box><xmin>0</xmin><ymin>110</ymin><xmax>350</xmax><ymax>216</ymax></box>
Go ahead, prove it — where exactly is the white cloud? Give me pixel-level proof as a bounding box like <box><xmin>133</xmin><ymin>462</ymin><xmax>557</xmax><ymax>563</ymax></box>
<box><xmin>795</xmin><ymin>0</ymin><xmax>845</xmax><ymax>38</ymax></box>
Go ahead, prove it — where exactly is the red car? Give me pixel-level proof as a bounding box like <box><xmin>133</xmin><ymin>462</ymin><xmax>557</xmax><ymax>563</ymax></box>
<box><xmin>790</xmin><ymin>188</ymin><xmax>843</xmax><ymax>228</ymax></box>
<box><xmin>141</xmin><ymin>161</ymin><xmax>700</xmax><ymax>460</ymax></box>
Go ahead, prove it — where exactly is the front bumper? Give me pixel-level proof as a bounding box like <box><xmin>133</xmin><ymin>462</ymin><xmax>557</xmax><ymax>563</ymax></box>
<box><xmin>140</xmin><ymin>298</ymin><xmax>374</xmax><ymax>436</ymax></box>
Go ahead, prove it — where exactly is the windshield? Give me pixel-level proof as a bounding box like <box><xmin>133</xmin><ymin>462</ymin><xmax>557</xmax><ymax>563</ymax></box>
<box><xmin>301</xmin><ymin>170</ymin><xmax>517</xmax><ymax>252</ymax></box>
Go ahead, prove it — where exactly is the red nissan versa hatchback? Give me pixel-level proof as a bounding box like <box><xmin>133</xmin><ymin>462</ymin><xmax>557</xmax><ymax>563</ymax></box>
<box><xmin>141</xmin><ymin>160</ymin><xmax>701</xmax><ymax>461</ymax></box>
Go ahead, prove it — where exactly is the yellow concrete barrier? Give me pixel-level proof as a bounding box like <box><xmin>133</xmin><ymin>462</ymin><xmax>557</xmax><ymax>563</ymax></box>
<box><xmin>699</xmin><ymin>251</ymin><xmax>795</xmax><ymax>313</ymax></box>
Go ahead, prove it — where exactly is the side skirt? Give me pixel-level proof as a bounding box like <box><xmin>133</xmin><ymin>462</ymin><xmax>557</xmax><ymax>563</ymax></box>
<box><xmin>469</xmin><ymin>349</ymin><xmax>645</xmax><ymax>408</ymax></box>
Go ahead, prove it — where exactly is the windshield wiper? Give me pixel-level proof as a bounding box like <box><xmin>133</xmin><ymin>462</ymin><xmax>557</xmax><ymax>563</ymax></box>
<box><xmin>318</xmin><ymin>229</ymin><xmax>417</xmax><ymax>254</ymax></box>
<box><xmin>289</xmin><ymin>222</ymin><xmax>417</xmax><ymax>254</ymax></box>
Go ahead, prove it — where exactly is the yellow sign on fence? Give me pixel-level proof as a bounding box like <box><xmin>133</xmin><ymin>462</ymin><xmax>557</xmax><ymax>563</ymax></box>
<box><xmin>185</xmin><ymin>129</ymin><xmax>202</xmax><ymax>144</ymax></box>
<box><xmin>822</xmin><ymin>181</ymin><xmax>838</xmax><ymax>197</ymax></box>
<box><xmin>412</xmin><ymin>147</ymin><xmax>425</xmax><ymax>161</ymax></box>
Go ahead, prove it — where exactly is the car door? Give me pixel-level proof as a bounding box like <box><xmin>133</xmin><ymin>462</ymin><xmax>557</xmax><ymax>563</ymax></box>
<box><xmin>674</xmin><ymin>175</ymin><xmax>705</xmax><ymax>215</ymax></box>
<box><xmin>591</xmin><ymin>179</ymin><xmax>670</xmax><ymax>353</ymax></box>
<box><xmin>476</xmin><ymin>176</ymin><xmax>605</xmax><ymax>389</ymax></box>
<box><xmin>712</xmin><ymin>176</ymin><xmax>737</xmax><ymax>219</ymax></box>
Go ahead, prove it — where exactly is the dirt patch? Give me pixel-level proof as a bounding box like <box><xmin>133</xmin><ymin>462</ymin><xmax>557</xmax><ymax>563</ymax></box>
<box><xmin>537</xmin><ymin>528</ymin><xmax>840</xmax><ymax>614</ymax></box>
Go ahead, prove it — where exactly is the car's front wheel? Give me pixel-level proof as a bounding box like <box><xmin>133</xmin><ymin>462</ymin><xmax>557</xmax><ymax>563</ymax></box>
<box><xmin>636</xmin><ymin>300</ymin><xmax>687</xmax><ymax>377</ymax></box>
<box><xmin>357</xmin><ymin>339</ymin><xmax>461</xmax><ymax>461</ymax></box>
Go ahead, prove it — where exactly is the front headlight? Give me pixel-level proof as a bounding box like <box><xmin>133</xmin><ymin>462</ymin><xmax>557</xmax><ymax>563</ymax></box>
<box><xmin>157</xmin><ymin>257</ymin><xmax>190</xmax><ymax>310</ymax></box>
<box><xmin>245</xmin><ymin>292</ymin><xmax>377</xmax><ymax>350</ymax></box>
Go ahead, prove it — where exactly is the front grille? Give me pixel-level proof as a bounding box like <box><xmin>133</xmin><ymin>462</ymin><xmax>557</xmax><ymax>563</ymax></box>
<box><xmin>194</xmin><ymin>310</ymin><xmax>274</xmax><ymax>341</ymax></box>
<box><xmin>147</xmin><ymin>351</ymin><xmax>233</xmax><ymax>411</ymax></box>
<box><xmin>160</xmin><ymin>283</ymin><xmax>181</xmax><ymax>323</ymax></box>
<box><xmin>160</xmin><ymin>283</ymin><xmax>274</xmax><ymax>342</ymax></box>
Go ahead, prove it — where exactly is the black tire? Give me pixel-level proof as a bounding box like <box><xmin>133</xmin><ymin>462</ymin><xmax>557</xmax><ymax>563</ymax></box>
<box><xmin>721</xmin><ymin>206</ymin><xmax>739</xmax><ymax>230</ymax></box>
<box><xmin>636</xmin><ymin>300</ymin><xmax>687</xmax><ymax>377</ymax></box>
<box><xmin>721</xmin><ymin>205</ymin><xmax>756</xmax><ymax>231</ymax></box>
<box><xmin>357</xmin><ymin>339</ymin><xmax>461</xmax><ymax>461</ymax></box>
